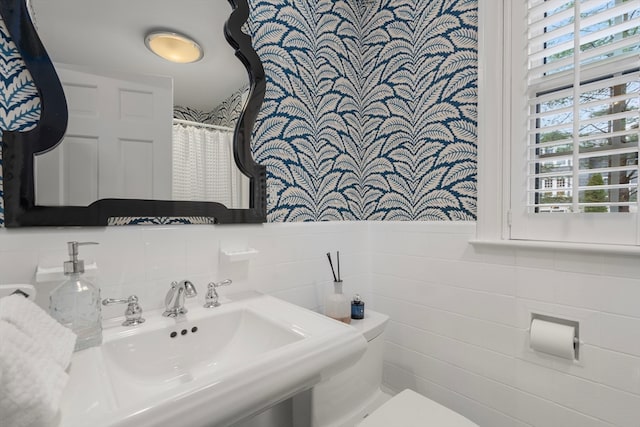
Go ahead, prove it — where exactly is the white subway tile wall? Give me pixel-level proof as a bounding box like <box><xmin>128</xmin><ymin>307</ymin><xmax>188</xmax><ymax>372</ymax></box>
<box><xmin>0</xmin><ymin>222</ymin><xmax>371</xmax><ymax>321</ymax></box>
<box><xmin>371</xmin><ymin>222</ymin><xmax>640</xmax><ymax>427</ymax></box>
<box><xmin>0</xmin><ymin>221</ymin><xmax>638</xmax><ymax>426</ymax></box>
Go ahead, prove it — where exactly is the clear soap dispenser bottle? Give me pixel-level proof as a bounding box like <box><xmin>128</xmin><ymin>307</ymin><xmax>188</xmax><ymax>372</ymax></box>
<box><xmin>50</xmin><ymin>241</ymin><xmax>102</xmax><ymax>351</ymax></box>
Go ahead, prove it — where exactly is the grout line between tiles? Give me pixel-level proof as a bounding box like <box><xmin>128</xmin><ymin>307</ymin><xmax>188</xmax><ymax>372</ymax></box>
<box><xmin>372</xmin><ymin>270</ymin><xmax>518</xmax><ymax>299</ymax></box>
<box><xmin>384</xmin><ymin>344</ymin><xmax>615</xmax><ymax>427</ymax></box>
<box><xmin>371</xmin><ymin>290</ymin><xmax>517</xmax><ymax>328</ymax></box>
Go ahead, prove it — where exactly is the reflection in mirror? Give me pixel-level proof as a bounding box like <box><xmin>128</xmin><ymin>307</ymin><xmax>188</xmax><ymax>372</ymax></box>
<box><xmin>30</xmin><ymin>0</ymin><xmax>250</xmax><ymax>208</ymax></box>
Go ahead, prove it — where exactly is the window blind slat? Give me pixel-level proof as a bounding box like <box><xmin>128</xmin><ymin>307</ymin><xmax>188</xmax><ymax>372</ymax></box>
<box><xmin>530</xmin><ymin>67</ymin><xmax>638</xmax><ymax>99</ymax></box>
<box><xmin>532</xmin><ymin>104</ymin><xmax>573</xmax><ymax>120</ymax></box>
<box><xmin>579</xmin><ymin>37</ymin><xmax>640</xmax><ymax>67</ymax></box>
<box><xmin>529</xmin><ymin>0</ymin><xmax>574</xmax><ymax>22</ymax></box>
<box><xmin>529</xmin><ymin>39</ymin><xmax>574</xmax><ymax>63</ymax></box>
<box><xmin>578</xmin><ymin>165</ymin><xmax>639</xmax><ymax>175</ymax></box>
<box><xmin>579</xmin><ymin>128</ymin><xmax>639</xmax><ymax>144</ymax></box>
<box><xmin>527</xmin><ymin>146</ymin><xmax>639</xmax><ymax>165</ymax></box>
<box><xmin>579</xmin><ymin>17</ymin><xmax>640</xmax><ymax>48</ymax></box>
<box><xmin>529</xmin><ymin>55</ymin><xmax>638</xmax><ymax>91</ymax></box>
<box><xmin>577</xmin><ymin>183</ymin><xmax>638</xmax><ymax>191</ymax></box>
<box><xmin>532</xmin><ymin>165</ymin><xmax>637</xmax><ymax>179</ymax></box>
<box><xmin>532</xmin><ymin>121</ymin><xmax>575</xmax><ymax>135</ymax></box>
<box><xmin>529</xmin><ymin>86</ymin><xmax>575</xmax><ymax>104</ymax></box>
<box><xmin>579</xmin><ymin>110</ymin><xmax>639</xmax><ymax>128</ymax></box>
<box><xmin>529</xmin><ymin>39</ymin><xmax>639</xmax><ymax>81</ymax></box>
<box><xmin>532</xmin><ymin>92</ymin><xmax>637</xmax><ymax>121</ymax></box>
<box><xmin>528</xmin><ymin>185</ymin><xmax>639</xmax><ymax>195</ymax></box>
<box><xmin>530</xmin><ymin>64</ymin><xmax>638</xmax><ymax>102</ymax></box>
<box><xmin>532</xmin><ymin>171</ymin><xmax>575</xmax><ymax>179</ymax></box>
<box><xmin>578</xmin><ymin>145</ymin><xmax>639</xmax><ymax>159</ymax></box>
<box><xmin>528</xmin><ymin>202</ymin><xmax>636</xmax><ymax>207</ymax></box>
<box><xmin>528</xmin><ymin>128</ymin><xmax>640</xmax><ymax>150</ymax></box>
<box><xmin>529</xmin><ymin>139</ymin><xmax>574</xmax><ymax>150</ymax></box>
<box><xmin>581</xmin><ymin>1</ymin><xmax>640</xmax><ymax>29</ymax></box>
<box><xmin>529</xmin><ymin>21</ymin><xmax>574</xmax><ymax>47</ymax></box>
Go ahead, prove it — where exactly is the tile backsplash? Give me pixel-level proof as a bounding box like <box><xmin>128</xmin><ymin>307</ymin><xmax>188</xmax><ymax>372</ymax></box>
<box><xmin>0</xmin><ymin>222</ymin><xmax>371</xmax><ymax>321</ymax></box>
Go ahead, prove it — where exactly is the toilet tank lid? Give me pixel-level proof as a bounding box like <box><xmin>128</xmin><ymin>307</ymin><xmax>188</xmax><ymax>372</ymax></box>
<box><xmin>350</xmin><ymin>309</ymin><xmax>389</xmax><ymax>342</ymax></box>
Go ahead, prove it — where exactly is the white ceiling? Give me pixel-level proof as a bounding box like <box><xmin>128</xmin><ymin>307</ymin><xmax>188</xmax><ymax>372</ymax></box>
<box><xmin>30</xmin><ymin>0</ymin><xmax>249</xmax><ymax>111</ymax></box>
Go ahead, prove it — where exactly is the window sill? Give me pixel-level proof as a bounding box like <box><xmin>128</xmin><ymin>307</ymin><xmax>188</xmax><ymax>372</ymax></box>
<box><xmin>469</xmin><ymin>239</ymin><xmax>640</xmax><ymax>255</ymax></box>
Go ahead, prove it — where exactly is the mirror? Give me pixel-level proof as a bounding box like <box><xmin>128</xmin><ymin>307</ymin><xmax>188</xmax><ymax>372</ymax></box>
<box><xmin>0</xmin><ymin>0</ymin><xmax>266</xmax><ymax>226</ymax></box>
<box><xmin>33</xmin><ymin>0</ymin><xmax>250</xmax><ymax>209</ymax></box>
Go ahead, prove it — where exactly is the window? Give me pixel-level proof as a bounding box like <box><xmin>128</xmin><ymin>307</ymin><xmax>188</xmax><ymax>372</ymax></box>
<box><xmin>508</xmin><ymin>0</ymin><xmax>640</xmax><ymax>245</ymax></box>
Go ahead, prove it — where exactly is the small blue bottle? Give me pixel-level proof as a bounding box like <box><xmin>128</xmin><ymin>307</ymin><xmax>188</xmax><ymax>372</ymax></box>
<box><xmin>351</xmin><ymin>294</ymin><xmax>364</xmax><ymax>320</ymax></box>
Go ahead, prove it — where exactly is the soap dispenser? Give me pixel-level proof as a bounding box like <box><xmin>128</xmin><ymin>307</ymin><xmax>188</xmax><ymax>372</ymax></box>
<box><xmin>50</xmin><ymin>241</ymin><xmax>102</xmax><ymax>352</ymax></box>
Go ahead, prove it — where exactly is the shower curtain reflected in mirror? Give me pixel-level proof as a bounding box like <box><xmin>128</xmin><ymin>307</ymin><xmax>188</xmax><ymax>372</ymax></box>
<box><xmin>172</xmin><ymin>123</ymin><xmax>249</xmax><ymax>208</ymax></box>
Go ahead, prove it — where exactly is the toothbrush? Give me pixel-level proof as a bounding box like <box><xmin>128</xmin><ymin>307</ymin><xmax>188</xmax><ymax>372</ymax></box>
<box><xmin>326</xmin><ymin>252</ymin><xmax>338</xmax><ymax>282</ymax></box>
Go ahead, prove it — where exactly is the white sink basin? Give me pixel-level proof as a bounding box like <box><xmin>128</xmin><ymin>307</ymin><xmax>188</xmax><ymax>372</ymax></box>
<box><xmin>58</xmin><ymin>293</ymin><xmax>366</xmax><ymax>427</ymax></box>
<box><xmin>103</xmin><ymin>308</ymin><xmax>303</xmax><ymax>402</ymax></box>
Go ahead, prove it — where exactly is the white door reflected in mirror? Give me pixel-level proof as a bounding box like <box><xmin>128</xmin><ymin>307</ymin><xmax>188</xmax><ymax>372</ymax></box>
<box><xmin>35</xmin><ymin>65</ymin><xmax>173</xmax><ymax>206</ymax></box>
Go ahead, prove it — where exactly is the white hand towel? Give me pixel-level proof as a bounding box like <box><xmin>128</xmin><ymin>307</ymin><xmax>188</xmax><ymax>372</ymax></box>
<box><xmin>0</xmin><ymin>321</ymin><xmax>70</xmax><ymax>427</ymax></box>
<box><xmin>0</xmin><ymin>294</ymin><xmax>76</xmax><ymax>369</ymax></box>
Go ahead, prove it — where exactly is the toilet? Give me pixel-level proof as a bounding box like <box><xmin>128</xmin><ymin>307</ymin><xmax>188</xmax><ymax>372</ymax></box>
<box><xmin>294</xmin><ymin>309</ymin><xmax>478</xmax><ymax>427</ymax></box>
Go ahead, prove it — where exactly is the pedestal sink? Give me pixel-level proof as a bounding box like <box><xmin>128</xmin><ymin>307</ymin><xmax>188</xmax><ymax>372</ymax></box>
<box><xmin>57</xmin><ymin>292</ymin><xmax>367</xmax><ymax>427</ymax></box>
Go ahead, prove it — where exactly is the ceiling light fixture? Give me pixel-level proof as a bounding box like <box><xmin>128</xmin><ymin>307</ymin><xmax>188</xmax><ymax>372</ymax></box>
<box><xmin>144</xmin><ymin>31</ymin><xmax>203</xmax><ymax>64</ymax></box>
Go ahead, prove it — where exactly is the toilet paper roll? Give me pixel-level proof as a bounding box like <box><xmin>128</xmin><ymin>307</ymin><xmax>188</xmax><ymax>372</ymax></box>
<box><xmin>530</xmin><ymin>318</ymin><xmax>576</xmax><ymax>360</ymax></box>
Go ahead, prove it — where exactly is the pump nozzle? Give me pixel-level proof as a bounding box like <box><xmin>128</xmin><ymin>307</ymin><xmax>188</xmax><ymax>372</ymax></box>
<box><xmin>64</xmin><ymin>241</ymin><xmax>99</xmax><ymax>275</ymax></box>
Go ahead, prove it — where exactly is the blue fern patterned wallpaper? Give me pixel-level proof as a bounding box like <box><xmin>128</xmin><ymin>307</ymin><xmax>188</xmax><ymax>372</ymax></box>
<box><xmin>174</xmin><ymin>85</ymin><xmax>248</xmax><ymax>129</ymax></box>
<box><xmin>0</xmin><ymin>0</ymin><xmax>477</xmax><ymax>225</ymax></box>
<box><xmin>173</xmin><ymin>106</ymin><xmax>213</xmax><ymax>124</ymax></box>
<box><xmin>250</xmin><ymin>0</ymin><xmax>477</xmax><ymax>221</ymax></box>
<box><xmin>0</xmin><ymin>19</ymin><xmax>40</xmax><ymax>224</ymax></box>
<box><xmin>363</xmin><ymin>0</ymin><xmax>477</xmax><ymax>220</ymax></box>
<box><xmin>208</xmin><ymin>85</ymin><xmax>249</xmax><ymax>129</ymax></box>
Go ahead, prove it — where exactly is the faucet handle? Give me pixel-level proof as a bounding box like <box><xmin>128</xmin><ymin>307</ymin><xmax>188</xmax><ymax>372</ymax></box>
<box><xmin>102</xmin><ymin>295</ymin><xmax>145</xmax><ymax>326</ymax></box>
<box><xmin>214</xmin><ymin>279</ymin><xmax>232</xmax><ymax>288</ymax></box>
<box><xmin>204</xmin><ymin>279</ymin><xmax>232</xmax><ymax>308</ymax></box>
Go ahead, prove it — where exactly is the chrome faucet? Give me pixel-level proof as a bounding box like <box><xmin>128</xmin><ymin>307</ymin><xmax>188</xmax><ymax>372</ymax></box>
<box><xmin>163</xmin><ymin>280</ymin><xmax>197</xmax><ymax>317</ymax></box>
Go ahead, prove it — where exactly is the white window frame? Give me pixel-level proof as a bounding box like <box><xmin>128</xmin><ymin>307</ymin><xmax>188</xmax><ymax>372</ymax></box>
<box><xmin>476</xmin><ymin>0</ymin><xmax>510</xmax><ymax>242</ymax></box>
<box><xmin>476</xmin><ymin>0</ymin><xmax>640</xmax><ymax>252</ymax></box>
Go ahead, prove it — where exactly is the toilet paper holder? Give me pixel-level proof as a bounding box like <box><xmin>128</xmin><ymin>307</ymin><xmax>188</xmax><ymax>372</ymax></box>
<box><xmin>529</xmin><ymin>313</ymin><xmax>581</xmax><ymax>360</ymax></box>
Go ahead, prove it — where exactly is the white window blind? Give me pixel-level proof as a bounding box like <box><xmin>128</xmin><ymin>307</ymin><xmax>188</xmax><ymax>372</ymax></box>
<box><xmin>510</xmin><ymin>0</ymin><xmax>640</xmax><ymax>245</ymax></box>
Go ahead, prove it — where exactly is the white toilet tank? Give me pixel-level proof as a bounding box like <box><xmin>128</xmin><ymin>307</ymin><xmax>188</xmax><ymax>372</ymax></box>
<box><xmin>296</xmin><ymin>309</ymin><xmax>391</xmax><ymax>427</ymax></box>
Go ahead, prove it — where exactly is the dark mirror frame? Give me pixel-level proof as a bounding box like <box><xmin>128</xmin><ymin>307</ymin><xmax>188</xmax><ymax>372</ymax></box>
<box><xmin>0</xmin><ymin>0</ymin><xmax>266</xmax><ymax>227</ymax></box>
